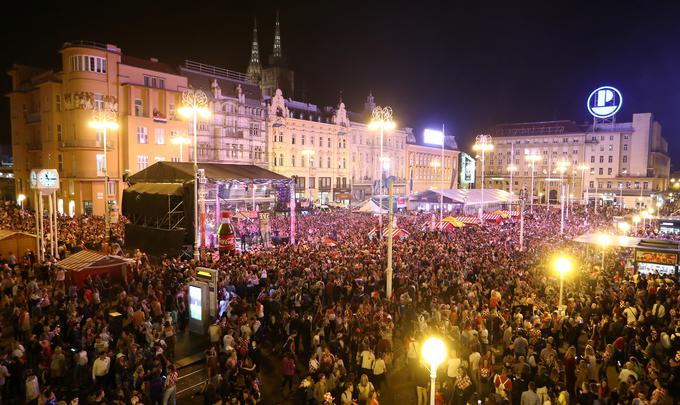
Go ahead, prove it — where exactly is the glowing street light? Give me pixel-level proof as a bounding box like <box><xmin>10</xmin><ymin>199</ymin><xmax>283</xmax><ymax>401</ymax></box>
<box><xmin>554</xmin><ymin>256</ymin><xmax>573</xmax><ymax>312</ymax></box>
<box><xmin>473</xmin><ymin>135</ymin><xmax>493</xmax><ymax>220</ymax></box>
<box><xmin>178</xmin><ymin>89</ymin><xmax>211</xmax><ymax>259</ymax></box>
<box><xmin>525</xmin><ymin>154</ymin><xmax>542</xmax><ymax>212</ymax></box>
<box><xmin>597</xmin><ymin>233</ymin><xmax>611</xmax><ymax>271</ymax></box>
<box><xmin>17</xmin><ymin>193</ymin><xmax>26</xmax><ymax>210</ymax></box>
<box><xmin>368</xmin><ymin>106</ymin><xmax>396</xmax><ymax>236</ymax></box>
<box><xmin>422</xmin><ymin>337</ymin><xmax>447</xmax><ymax>405</ymax></box>
<box><xmin>89</xmin><ymin>109</ymin><xmax>119</xmax><ymax>243</ymax></box>
<box><xmin>618</xmin><ymin>222</ymin><xmax>631</xmax><ymax>235</ymax></box>
<box><xmin>171</xmin><ymin>134</ymin><xmax>191</xmax><ymax>162</ymax></box>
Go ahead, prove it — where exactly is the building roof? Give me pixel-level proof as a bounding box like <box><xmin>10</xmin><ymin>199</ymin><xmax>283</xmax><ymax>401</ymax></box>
<box><xmin>121</xmin><ymin>55</ymin><xmax>181</xmax><ymax>76</ymax></box>
<box><xmin>0</xmin><ymin>230</ymin><xmax>36</xmax><ymax>241</ymax></box>
<box><xmin>490</xmin><ymin>120</ymin><xmax>584</xmax><ymax>137</ymax></box>
<box><xmin>56</xmin><ymin>250</ymin><xmax>133</xmax><ymax>272</ymax></box>
<box><xmin>181</xmin><ymin>67</ymin><xmax>263</xmax><ymax>104</ymax></box>
<box><xmin>128</xmin><ymin>162</ymin><xmax>289</xmax><ymax>184</ymax></box>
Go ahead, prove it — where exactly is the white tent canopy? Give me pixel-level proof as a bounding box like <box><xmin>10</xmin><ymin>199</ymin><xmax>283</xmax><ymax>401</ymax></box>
<box><xmin>409</xmin><ymin>188</ymin><xmax>519</xmax><ymax>206</ymax></box>
<box><xmin>355</xmin><ymin>199</ymin><xmax>388</xmax><ymax>214</ymax></box>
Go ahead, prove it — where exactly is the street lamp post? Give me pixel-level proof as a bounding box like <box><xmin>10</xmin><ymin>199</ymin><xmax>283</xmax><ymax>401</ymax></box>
<box><xmin>526</xmin><ymin>154</ymin><xmax>542</xmax><ymax>213</ymax></box>
<box><xmin>578</xmin><ymin>164</ymin><xmax>589</xmax><ymax>205</ymax></box>
<box><xmin>507</xmin><ymin>164</ymin><xmax>518</xmax><ymax>195</ymax></box>
<box><xmin>422</xmin><ymin>337</ymin><xmax>447</xmax><ymax>405</ymax></box>
<box><xmin>89</xmin><ymin>109</ymin><xmax>119</xmax><ymax>244</ymax></box>
<box><xmin>171</xmin><ymin>135</ymin><xmax>191</xmax><ymax>162</ymax></box>
<box><xmin>597</xmin><ymin>233</ymin><xmax>611</xmax><ymax>271</ymax></box>
<box><xmin>473</xmin><ymin>135</ymin><xmax>493</xmax><ymax>220</ymax></box>
<box><xmin>556</xmin><ymin>161</ymin><xmax>570</xmax><ymax>235</ymax></box>
<box><xmin>632</xmin><ymin>215</ymin><xmax>641</xmax><ymax>234</ymax></box>
<box><xmin>302</xmin><ymin>149</ymin><xmax>316</xmax><ymax>203</ymax></box>
<box><xmin>430</xmin><ymin>160</ymin><xmax>443</xmax><ymax>221</ymax></box>
<box><xmin>368</xmin><ymin>106</ymin><xmax>396</xmax><ymax>235</ymax></box>
<box><xmin>178</xmin><ymin>89</ymin><xmax>211</xmax><ymax>259</ymax></box>
<box><xmin>554</xmin><ymin>256</ymin><xmax>572</xmax><ymax>313</ymax></box>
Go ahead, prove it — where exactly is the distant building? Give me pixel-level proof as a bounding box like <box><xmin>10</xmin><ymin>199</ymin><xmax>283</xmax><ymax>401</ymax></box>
<box><xmin>180</xmin><ymin>61</ymin><xmax>268</xmax><ymax>167</ymax></box>
<box><xmin>8</xmin><ymin>41</ymin><xmax>189</xmax><ymax>215</ymax></box>
<box><xmin>480</xmin><ymin>113</ymin><xmax>670</xmax><ymax>209</ymax></box>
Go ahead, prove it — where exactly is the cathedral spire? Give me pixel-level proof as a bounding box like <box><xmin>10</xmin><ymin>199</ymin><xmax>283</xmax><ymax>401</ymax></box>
<box><xmin>247</xmin><ymin>17</ymin><xmax>262</xmax><ymax>82</ymax></box>
<box><xmin>272</xmin><ymin>10</ymin><xmax>282</xmax><ymax>59</ymax></box>
<box><xmin>250</xmin><ymin>17</ymin><xmax>260</xmax><ymax>64</ymax></box>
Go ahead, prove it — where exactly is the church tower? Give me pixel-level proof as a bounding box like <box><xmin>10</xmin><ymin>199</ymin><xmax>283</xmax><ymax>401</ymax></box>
<box><xmin>246</xmin><ymin>18</ymin><xmax>262</xmax><ymax>83</ymax></box>
<box><xmin>260</xmin><ymin>10</ymin><xmax>295</xmax><ymax>98</ymax></box>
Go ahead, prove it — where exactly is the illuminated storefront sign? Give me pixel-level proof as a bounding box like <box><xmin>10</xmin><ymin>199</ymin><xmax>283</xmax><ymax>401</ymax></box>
<box><xmin>587</xmin><ymin>86</ymin><xmax>622</xmax><ymax>119</ymax></box>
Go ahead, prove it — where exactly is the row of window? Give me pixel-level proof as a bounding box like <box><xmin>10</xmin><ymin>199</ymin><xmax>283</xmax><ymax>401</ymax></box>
<box><xmin>294</xmin><ymin>177</ymin><xmax>347</xmax><ymax>189</ymax></box>
<box><xmin>272</xmin><ymin>154</ymin><xmax>348</xmax><ymax>169</ymax></box>
<box><xmin>70</xmin><ymin>55</ymin><xmax>107</xmax><ymax>73</ymax></box>
<box><xmin>589</xmin><ymin>180</ymin><xmax>649</xmax><ymax>190</ymax></box>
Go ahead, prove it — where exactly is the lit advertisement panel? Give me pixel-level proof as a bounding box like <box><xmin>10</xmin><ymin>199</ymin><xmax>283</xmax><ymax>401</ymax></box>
<box><xmin>189</xmin><ymin>285</ymin><xmax>202</xmax><ymax>320</ymax></box>
<box><xmin>423</xmin><ymin>129</ymin><xmax>444</xmax><ymax>146</ymax></box>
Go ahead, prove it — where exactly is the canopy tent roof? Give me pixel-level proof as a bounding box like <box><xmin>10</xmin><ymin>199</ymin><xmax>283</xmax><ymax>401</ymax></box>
<box><xmin>128</xmin><ymin>162</ymin><xmax>289</xmax><ymax>184</ymax></box>
<box><xmin>56</xmin><ymin>250</ymin><xmax>134</xmax><ymax>272</ymax></box>
<box><xmin>355</xmin><ymin>199</ymin><xmax>387</xmax><ymax>214</ymax></box>
<box><xmin>125</xmin><ymin>182</ymin><xmax>183</xmax><ymax>196</ymax></box>
<box><xmin>0</xmin><ymin>230</ymin><xmax>37</xmax><ymax>240</ymax></box>
<box><xmin>368</xmin><ymin>227</ymin><xmax>410</xmax><ymax>238</ymax></box>
<box><xmin>409</xmin><ymin>188</ymin><xmax>518</xmax><ymax>206</ymax></box>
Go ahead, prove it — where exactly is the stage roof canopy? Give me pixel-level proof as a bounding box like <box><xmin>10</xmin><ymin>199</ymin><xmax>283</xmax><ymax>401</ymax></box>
<box><xmin>128</xmin><ymin>162</ymin><xmax>289</xmax><ymax>184</ymax></box>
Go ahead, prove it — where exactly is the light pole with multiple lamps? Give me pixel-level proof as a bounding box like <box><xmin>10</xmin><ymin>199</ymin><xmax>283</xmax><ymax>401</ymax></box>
<box><xmin>178</xmin><ymin>89</ymin><xmax>211</xmax><ymax>259</ymax></box>
<box><xmin>89</xmin><ymin>109</ymin><xmax>119</xmax><ymax>243</ymax></box>
<box><xmin>368</xmin><ymin>106</ymin><xmax>396</xmax><ymax>234</ymax></box>
<box><xmin>422</xmin><ymin>337</ymin><xmax>447</xmax><ymax>405</ymax></box>
<box><xmin>473</xmin><ymin>134</ymin><xmax>493</xmax><ymax>220</ymax></box>
<box><xmin>525</xmin><ymin>154</ymin><xmax>542</xmax><ymax>212</ymax></box>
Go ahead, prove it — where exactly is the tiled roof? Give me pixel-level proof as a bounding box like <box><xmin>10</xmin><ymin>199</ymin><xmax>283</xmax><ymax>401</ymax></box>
<box><xmin>121</xmin><ymin>55</ymin><xmax>181</xmax><ymax>76</ymax></box>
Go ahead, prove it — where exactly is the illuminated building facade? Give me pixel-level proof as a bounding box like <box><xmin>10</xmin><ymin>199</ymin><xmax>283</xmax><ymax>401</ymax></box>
<box><xmin>480</xmin><ymin>113</ymin><xmax>670</xmax><ymax>208</ymax></box>
<box><xmin>8</xmin><ymin>41</ymin><xmax>188</xmax><ymax>216</ymax></box>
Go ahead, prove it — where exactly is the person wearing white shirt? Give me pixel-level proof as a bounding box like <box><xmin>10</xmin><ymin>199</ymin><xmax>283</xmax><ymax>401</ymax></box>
<box><xmin>92</xmin><ymin>352</ymin><xmax>110</xmax><ymax>387</ymax></box>
<box><xmin>372</xmin><ymin>355</ymin><xmax>387</xmax><ymax>391</ymax></box>
<box><xmin>360</xmin><ymin>348</ymin><xmax>375</xmax><ymax>377</ymax></box>
<box><xmin>447</xmin><ymin>350</ymin><xmax>461</xmax><ymax>383</ymax></box>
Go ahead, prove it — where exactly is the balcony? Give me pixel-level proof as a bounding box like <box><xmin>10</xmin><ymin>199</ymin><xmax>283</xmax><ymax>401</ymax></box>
<box><xmin>25</xmin><ymin>112</ymin><xmax>41</xmax><ymax>124</ymax></box>
<box><xmin>60</xmin><ymin>140</ymin><xmax>114</xmax><ymax>150</ymax></box>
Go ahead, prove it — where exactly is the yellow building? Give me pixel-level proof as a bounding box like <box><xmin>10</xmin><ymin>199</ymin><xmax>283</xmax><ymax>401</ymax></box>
<box><xmin>8</xmin><ymin>41</ymin><xmax>189</xmax><ymax>215</ymax></box>
<box><xmin>267</xmin><ymin>89</ymin><xmax>350</xmax><ymax>204</ymax></box>
<box><xmin>406</xmin><ymin>142</ymin><xmax>459</xmax><ymax>194</ymax></box>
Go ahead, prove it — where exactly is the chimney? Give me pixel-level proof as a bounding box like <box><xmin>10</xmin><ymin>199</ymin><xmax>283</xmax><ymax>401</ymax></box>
<box><xmin>149</xmin><ymin>57</ymin><xmax>159</xmax><ymax>63</ymax></box>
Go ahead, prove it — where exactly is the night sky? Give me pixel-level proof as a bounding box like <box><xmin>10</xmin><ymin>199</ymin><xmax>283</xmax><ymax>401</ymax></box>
<box><xmin>2</xmin><ymin>1</ymin><xmax>680</xmax><ymax>164</ymax></box>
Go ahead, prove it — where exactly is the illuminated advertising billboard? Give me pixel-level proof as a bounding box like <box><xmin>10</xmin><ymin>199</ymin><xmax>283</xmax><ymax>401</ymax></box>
<box><xmin>423</xmin><ymin>129</ymin><xmax>444</xmax><ymax>146</ymax></box>
<box><xmin>459</xmin><ymin>153</ymin><xmax>476</xmax><ymax>188</ymax></box>
<box><xmin>587</xmin><ymin>86</ymin><xmax>622</xmax><ymax>119</ymax></box>
<box><xmin>189</xmin><ymin>285</ymin><xmax>202</xmax><ymax>321</ymax></box>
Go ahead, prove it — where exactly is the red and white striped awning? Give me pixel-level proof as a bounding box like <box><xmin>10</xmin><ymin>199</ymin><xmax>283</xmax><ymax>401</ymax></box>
<box><xmin>455</xmin><ymin>216</ymin><xmax>481</xmax><ymax>225</ymax></box>
<box><xmin>368</xmin><ymin>227</ymin><xmax>411</xmax><ymax>238</ymax></box>
<box><xmin>480</xmin><ymin>213</ymin><xmax>502</xmax><ymax>221</ymax></box>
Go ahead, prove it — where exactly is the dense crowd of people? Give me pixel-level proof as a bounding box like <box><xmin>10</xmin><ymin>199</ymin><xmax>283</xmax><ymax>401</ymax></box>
<box><xmin>0</xmin><ymin>201</ymin><xmax>678</xmax><ymax>405</ymax></box>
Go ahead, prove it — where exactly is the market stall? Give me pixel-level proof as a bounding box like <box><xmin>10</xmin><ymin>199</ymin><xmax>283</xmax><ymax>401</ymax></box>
<box><xmin>368</xmin><ymin>227</ymin><xmax>410</xmax><ymax>240</ymax></box>
<box><xmin>57</xmin><ymin>250</ymin><xmax>135</xmax><ymax>287</ymax></box>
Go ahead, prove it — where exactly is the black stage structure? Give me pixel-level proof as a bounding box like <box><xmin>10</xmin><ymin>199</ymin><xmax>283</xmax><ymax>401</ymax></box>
<box><xmin>123</xmin><ymin>162</ymin><xmax>289</xmax><ymax>256</ymax></box>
